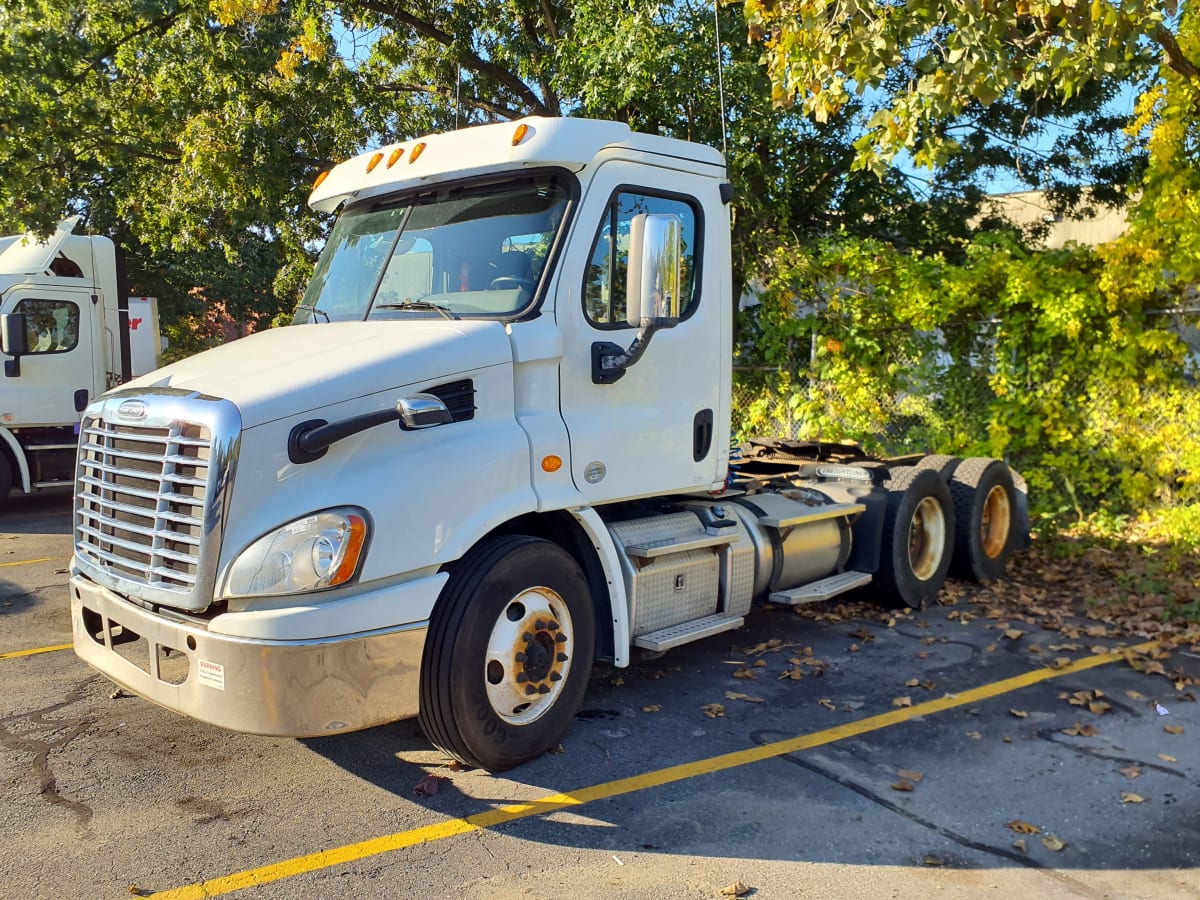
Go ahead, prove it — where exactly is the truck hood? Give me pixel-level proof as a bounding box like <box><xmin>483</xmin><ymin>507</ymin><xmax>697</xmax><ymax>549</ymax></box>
<box><xmin>130</xmin><ymin>320</ymin><xmax>512</xmax><ymax>428</ymax></box>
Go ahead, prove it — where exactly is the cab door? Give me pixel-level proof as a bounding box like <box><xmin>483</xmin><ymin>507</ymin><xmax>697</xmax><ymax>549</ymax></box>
<box><xmin>2</xmin><ymin>287</ymin><xmax>98</xmax><ymax>425</ymax></box>
<box><xmin>556</xmin><ymin>160</ymin><xmax>726</xmax><ymax>504</ymax></box>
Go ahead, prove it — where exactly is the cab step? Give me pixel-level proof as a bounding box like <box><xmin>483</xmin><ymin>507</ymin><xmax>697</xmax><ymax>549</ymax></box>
<box><xmin>625</xmin><ymin>531</ymin><xmax>738</xmax><ymax>560</ymax></box>
<box><xmin>768</xmin><ymin>570</ymin><xmax>872</xmax><ymax>606</ymax></box>
<box><xmin>633</xmin><ymin>613</ymin><xmax>744</xmax><ymax>652</ymax></box>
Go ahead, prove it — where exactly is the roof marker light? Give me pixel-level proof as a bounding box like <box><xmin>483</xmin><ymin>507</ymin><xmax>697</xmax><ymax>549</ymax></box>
<box><xmin>366</xmin><ymin>152</ymin><xmax>384</xmax><ymax>173</ymax></box>
<box><xmin>387</xmin><ymin>147</ymin><xmax>405</xmax><ymax>168</ymax></box>
<box><xmin>312</xmin><ymin>170</ymin><xmax>330</xmax><ymax>190</ymax></box>
<box><xmin>409</xmin><ymin>142</ymin><xmax>426</xmax><ymax>163</ymax></box>
<box><xmin>512</xmin><ymin>124</ymin><xmax>529</xmax><ymax>146</ymax></box>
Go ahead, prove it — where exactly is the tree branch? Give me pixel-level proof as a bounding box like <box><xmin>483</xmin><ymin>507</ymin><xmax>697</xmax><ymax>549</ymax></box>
<box><xmin>356</xmin><ymin>1</ymin><xmax>554</xmax><ymax>116</ymax></box>
<box><xmin>376</xmin><ymin>83</ymin><xmax>524</xmax><ymax>121</ymax></box>
<box><xmin>1155</xmin><ymin>26</ymin><xmax>1200</xmax><ymax>82</ymax></box>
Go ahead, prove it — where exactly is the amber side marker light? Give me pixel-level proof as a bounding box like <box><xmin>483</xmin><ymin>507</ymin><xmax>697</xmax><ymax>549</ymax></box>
<box><xmin>541</xmin><ymin>455</ymin><xmax>562</xmax><ymax>473</ymax></box>
<box><xmin>387</xmin><ymin>147</ymin><xmax>405</xmax><ymax>168</ymax></box>
<box><xmin>312</xmin><ymin>170</ymin><xmax>330</xmax><ymax>190</ymax></box>
<box><xmin>409</xmin><ymin>142</ymin><xmax>426</xmax><ymax>163</ymax></box>
<box><xmin>366</xmin><ymin>152</ymin><xmax>384</xmax><ymax>173</ymax></box>
<box><xmin>512</xmin><ymin>123</ymin><xmax>530</xmax><ymax>146</ymax></box>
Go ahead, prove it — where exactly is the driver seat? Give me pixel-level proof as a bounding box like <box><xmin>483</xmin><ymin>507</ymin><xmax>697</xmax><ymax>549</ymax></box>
<box><xmin>486</xmin><ymin>250</ymin><xmax>531</xmax><ymax>287</ymax></box>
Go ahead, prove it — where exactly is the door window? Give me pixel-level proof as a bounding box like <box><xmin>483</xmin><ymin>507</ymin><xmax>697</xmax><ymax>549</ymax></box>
<box><xmin>15</xmin><ymin>298</ymin><xmax>80</xmax><ymax>354</ymax></box>
<box><xmin>583</xmin><ymin>191</ymin><xmax>700</xmax><ymax>328</ymax></box>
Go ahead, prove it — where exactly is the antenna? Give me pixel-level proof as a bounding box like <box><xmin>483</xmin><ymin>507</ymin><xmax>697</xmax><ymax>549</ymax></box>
<box><xmin>713</xmin><ymin>1</ymin><xmax>728</xmax><ymax>164</ymax></box>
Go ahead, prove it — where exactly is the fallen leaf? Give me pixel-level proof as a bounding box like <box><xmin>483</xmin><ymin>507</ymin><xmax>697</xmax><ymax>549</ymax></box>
<box><xmin>1003</xmin><ymin>736</ymin><xmax>1012</xmax><ymax>743</ymax></box>
<box><xmin>1119</xmin><ymin>765</ymin><xmax>1141</xmax><ymax>779</ymax></box>
<box><xmin>753</xmin><ymin>660</ymin><xmax>767</xmax><ymax>668</ymax></box>
<box><xmin>1012</xmin><ymin>838</ymin><xmax>1027</xmax><ymax>854</ymax></box>
<box><xmin>897</xmin><ymin>768</ymin><xmax>924</xmax><ymax>782</ymax></box>
<box><xmin>1165</xmin><ymin>725</ymin><xmax>1185</xmax><ymax>734</ymax></box>
<box><xmin>701</xmin><ymin>703</ymin><xmax>725</xmax><ymax>718</ymax></box>
<box><xmin>966</xmin><ymin>730</ymin><xmax>982</xmax><ymax>740</ymax></box>
<box><xmin>893</xmin><ymin>696</ymin><xmax>912</xmax><ymax>708</ymax></box>
<box><xmin>1006</xmin><ymin>820</ymin><xmax>1041</xmax><ymax>834</ymax></box>
<box><xmin>918</xmin><ymin>651</ymin><xmax>930</xmax><ymax>659</ymax></box>
<box><xmin>905</xmin><ymin>677</ymin><xmax>920</xmax><ymax>687</ymax></box>
<box><xmin>1051</xmin><ymin>657</ymin><xmax>1072</xmax><ymax>669</ymax></box>
<box><xmin>1126</xmin><ymin>690</ymin><xmax>1147</xmax><ymax>701</ymax></box>
<box><xmin>732</xmin><ymin>667</ymin><xmax>758</xmax><ymax>680</ymax></box>
<box><xmin>413</xmin><ymin>774</ymin><xmax>447</xmax><ymax>797</ymax></box>
<box><xmin>849</xmin><ymin>643</ymin><xmax>860</xmax><ymax>652</ymax></box>
<box><xmin>642</xmin><ymin>704</ymin><xmax>661</xmax><ymax>713</ymax></box>
<box><xmin>985</xmin><ymin>643</ymin><xmax>998</xmax><ymax>652</ymax></box>
<box><xmin>922</xmin><ymin>854</ymin><xmax>945</xmax><ymax>867</ymax></box>
<box><xmin>779</xmin><ymin>667</ymin><xmax>804</xmax><ymax>681</ymax></box>
<box><xmin>1004</xmin><ymin>629</ymin><xmax>1024</xmax><ymax>640</ymax></box>
<box><xmin>1042</xmin><ymin>834</ymin><xmax>1066</xmax><ymax>852</ymax></box>
<box><xmin>720</xmin><ymin>883</ymin><xmax>751</xmax><ymax>898</ymax></box>
<box><xmin>547</xmin><ymin>743</ymin><xmax>565</xmax><ymax>755</ymax></box>
<box><xmin>610</xmin><ymin>676</ymin><xmax>625</xmax><ymax>687</ymax></box>
<box><xmin>891</xmin><ymin>778</ymin><xmax>914</xmax><ymax>792</ymax></box>
<box><xmin>724</xmin><ymin>691</ymin><xmax>764</xmax><ymax>703</ymax></box>
<box><xmin>818</xmin><ymin>698</ymin><xmax>836</xmax><ymax>710</ymax></box>
<box><xmin>850</xmin><ymin>628</ymin><xmax>873</xmax><ymax>641</ymax></box>
<box><xmin>1089</xmin><ymin>701</ymin><xmax>1113</xmax><ymax>715</ymax></box>
<box><xmin>1158</xmin><ymin>753</ymin><xmax>1177</xmax><ymax>763</ymax></box>
<box><xmin>1121</xmin><ymin>792</ymin><xmax>1145</xmax><ymax>804</ymax></box>
<box><xmin>1049</xmin><ymin>643</ymin><xmax>1080</xmax><ymax>652</ymax></box>
<box><xmin>1061</xmin><ymin>722</ymin><xmax>1098</xmax><ymax>737</ymax></box>
<box><xmin>919</xmin><ymin>680</ymin><xmax>936</xmax><ymax>691</ymax></box>
<box><xmin>1009</xmin><ymin>708</ymin><xmax>1028</xmax><ymax>719</ymax></box>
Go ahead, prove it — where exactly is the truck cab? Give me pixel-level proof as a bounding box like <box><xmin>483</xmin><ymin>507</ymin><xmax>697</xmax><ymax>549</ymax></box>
<box><xmin>0</xmin><ymin>220</ymin><xmax>162</xmax><ymax>504</ymax></box>
<box><xmin>68</xmin><ymin>118</ymin><xmax>1024</xmax><ymax>771</ymax></box>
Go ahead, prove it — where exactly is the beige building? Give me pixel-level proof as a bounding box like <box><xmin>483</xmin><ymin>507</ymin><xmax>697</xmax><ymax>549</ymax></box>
<box><xmin>982</xmin><ymin>190</ymin><xmax>1128</xmax><ymax>248</ymax></box>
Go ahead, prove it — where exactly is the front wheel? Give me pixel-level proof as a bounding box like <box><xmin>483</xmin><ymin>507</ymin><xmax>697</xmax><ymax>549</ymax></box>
<box><xmin>875</xmin><ymin>467</ymin><xmax>954</xmax><ymax>610</ymax></box>
<box><xmin>419</xmin><ymin>534</ymin><xmax>595</xmax><ymax>771</ymax></box>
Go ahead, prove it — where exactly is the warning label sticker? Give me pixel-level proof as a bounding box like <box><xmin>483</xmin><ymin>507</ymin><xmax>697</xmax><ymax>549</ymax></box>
<box><xmin>197</xmin><ymin>658</ymin><xmax>225</xmax><ymax>691</ymax></box>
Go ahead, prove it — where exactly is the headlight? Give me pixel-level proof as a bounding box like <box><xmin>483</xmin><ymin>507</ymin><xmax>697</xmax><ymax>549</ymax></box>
<box><xmin>224</xmin><ymin>508</ymin><xmax>369</xmax><ymax>599</ymax></box>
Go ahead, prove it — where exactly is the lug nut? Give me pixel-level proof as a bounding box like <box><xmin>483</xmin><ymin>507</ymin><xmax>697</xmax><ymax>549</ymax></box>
<box><xmin>523</xmin><ymin>631</ymin><xmax>533</xmax><ymax>641</ymax></box>
<box><xmin>516</xmin><ymin>673</ymin><xmax>528</xmax><ymax>683</ymax></box>
<box><xmin>548</xmin><ymin>620</ymin><xmax>559</xmax><ymax>630</ymax></box>
<box><xmin>555</xmin><ymin>633</ymin><xmax>568</xmax><ymax>643</ymax></box>
<box><xmin>556</xmin><ymin>652</ymin><xmax>569</xmax><ymax>662</ymax></box>
<box><xmin>538</xmin><ymin>684</ymin><xmax>550</xmax><ymax>694</ymax></box>
<box><xmin>525</xmin><ymin>685</ymin><xmax>538</xmax><ymax>696</ymax></box>
<box><xmin>534</xmin><ymin>620</ymin><xmax>546</xmax><ymax>629</ymax></box>
<box><xmin>550</xmin><ymin>672</ymin><xmax>562</xmax><ymax>682</ymax></box>
<box><xmin>515</xmin><ymin>652</ymin><xmax>527</xmax><ymax>662</ymax></box>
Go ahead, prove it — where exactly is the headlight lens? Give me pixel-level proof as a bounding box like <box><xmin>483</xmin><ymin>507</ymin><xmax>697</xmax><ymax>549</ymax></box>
<box><xmin>224</xmin><ymin>508</ymin><xmax>368</xmax><ymax>598</ymax></box>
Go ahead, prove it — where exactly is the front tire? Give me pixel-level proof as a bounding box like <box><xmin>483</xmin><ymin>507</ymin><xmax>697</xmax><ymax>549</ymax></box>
<box><xmin>419</xmin><ymin>534</ymin><xmax>595</xmax><ymax>771</ymax></box>
<box><xmin>876</xmin><ymin>467</ymin><xmax>954</xmax><ymax>610</ymax></box>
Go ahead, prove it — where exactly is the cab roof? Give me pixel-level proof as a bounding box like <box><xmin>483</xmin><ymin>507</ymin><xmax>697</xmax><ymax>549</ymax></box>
<box><xmin>308</xmin><ymin>117</ymin><xmax>726</xmax><ymax>213</ymax></box>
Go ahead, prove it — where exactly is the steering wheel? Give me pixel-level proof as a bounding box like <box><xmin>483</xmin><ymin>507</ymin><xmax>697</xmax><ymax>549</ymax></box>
<box><xmin>488</xmin><ymin>276</ymin><xmax>534</xmax><ymax>291</ymax></box>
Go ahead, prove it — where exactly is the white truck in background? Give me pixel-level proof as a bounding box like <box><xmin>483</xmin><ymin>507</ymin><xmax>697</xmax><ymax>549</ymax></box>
<box><xmin>65</xmin><ymin>118</ymin><xmax>1028</xmax><ymax>771</ymax></box>
<box><xmin>0</xmin><ymin>219</ymin><xmax>163</xmax><ymax>506</ymax></box>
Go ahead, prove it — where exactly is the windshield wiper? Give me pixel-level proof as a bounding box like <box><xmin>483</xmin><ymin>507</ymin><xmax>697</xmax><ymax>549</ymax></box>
<box><xmin>295</xmin><ymin>303</ymin><xmax>330</xmax><ymax>323</ymax></box>
<box><xmin>373</xmin><ymin>300</ymin><xmax>459</xmax><ymax>320</ymax></box>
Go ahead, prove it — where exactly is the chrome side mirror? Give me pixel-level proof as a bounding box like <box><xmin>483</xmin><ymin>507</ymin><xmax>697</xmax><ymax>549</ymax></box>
<box><xmin>593</xmin><ymin>213</ymin><xmax>683</xmax><ymax>384</ymax></box>
<box><xmin>397</xmin><ymin>393</ymin><xmax>452</xmax><ymax>430</ymax></box>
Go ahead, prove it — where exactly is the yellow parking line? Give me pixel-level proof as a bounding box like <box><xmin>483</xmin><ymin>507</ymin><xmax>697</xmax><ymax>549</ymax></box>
<box><xmin>0</xmin><ymin>643</ymin><xmax>73</xmax><ymax>660</ymax></box>
<box><xmin>154</xmin><ymin>640</ymin><xmax>1157</xmax><ymax>900</ymax></box>
<box><xmin>0</xmin><ymin>556</ymin><xmax>65</xmax><ymax>568</ymax></box>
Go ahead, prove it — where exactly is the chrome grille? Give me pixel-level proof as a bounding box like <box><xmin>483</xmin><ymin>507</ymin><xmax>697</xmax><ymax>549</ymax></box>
<box><xmin>76</xmin><ymin>419</ymin><xmax>210</xmax><ymax>591</ymax></box>
<box><xmin>73</xmin><ymin>390</ymin><xmax>241</xmax><ymax>612</ymax></box>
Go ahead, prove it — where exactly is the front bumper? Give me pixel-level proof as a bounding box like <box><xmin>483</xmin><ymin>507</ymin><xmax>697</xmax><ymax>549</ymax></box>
<box><xmin>70</xmin><ymin>575</ymin><xmax>427</xmax><ymax>737</ymax></box>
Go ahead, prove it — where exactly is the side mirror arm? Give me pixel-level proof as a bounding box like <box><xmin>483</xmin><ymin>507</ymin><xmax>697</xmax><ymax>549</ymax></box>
<box><xmin>288</xmin><ymin>393</ymin><xmax>452</xmax><ymax>464</ymax></box>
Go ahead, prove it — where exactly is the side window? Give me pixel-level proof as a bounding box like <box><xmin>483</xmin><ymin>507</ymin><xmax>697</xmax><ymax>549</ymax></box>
<box><xmin>15</xmin><ymin>298</ymin><xmax>80</xmax><ymax>354</ymax></box>
<box><xmin>583</xmin><ymin>191</ymin><xmax>699</xmax><ymax>328</ymax></box>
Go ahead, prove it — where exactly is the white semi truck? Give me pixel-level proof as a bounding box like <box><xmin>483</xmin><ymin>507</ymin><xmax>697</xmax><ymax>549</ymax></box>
<box><xmin>0</xmin><ymin>219</ymin><xmax>162</xmax><ymax>506</ymax></box>
<box><xmin>66</xmin><ymin>118</ymin><xmax>1027</xmax><ymax>771</ymax></box>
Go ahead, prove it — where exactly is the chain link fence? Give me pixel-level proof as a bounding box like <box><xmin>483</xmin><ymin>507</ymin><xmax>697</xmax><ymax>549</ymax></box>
<box><xmin>732</xmin><ymin>309</ymin><xmax>1200</xmax><ymax>512</ymax></box>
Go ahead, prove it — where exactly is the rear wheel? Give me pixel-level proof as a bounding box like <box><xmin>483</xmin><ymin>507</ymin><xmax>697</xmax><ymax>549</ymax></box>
<box><xmin>419</xmin><ymin>534</ymin><xmax>595</xmax><ymax>771</ymax></box>
<box><xmin>949</xmin><ymin>457</ymin><xmax>1018</xmax><ymax>581</ymax></box>
<box><xmin>914</xmin><ymin>454</ymin><xmax>961</xmax><ymax>479</ymax></box>
<box><xmin>876</xmin><ymin>467</ymin><xmax>954</xmax><ymax>610</ymax></box>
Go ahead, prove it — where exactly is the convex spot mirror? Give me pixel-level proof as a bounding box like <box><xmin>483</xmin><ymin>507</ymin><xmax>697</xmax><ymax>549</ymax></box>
<box><xmin>626</xmin><ymin>213</ymin><xmax>682</xmax><ymax>330</ymax></box>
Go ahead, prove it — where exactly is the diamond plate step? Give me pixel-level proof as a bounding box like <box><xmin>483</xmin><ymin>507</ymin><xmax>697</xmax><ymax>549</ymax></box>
<box><xmin>768</xmin><ymin>570</ymin><xmax>872</xmax><ymax>606</ymax></box>
<box><xmin>633</xmin><ymin>614</ymin><xmax>744</xmax><ymax>652</ymax></box>
<box><xmin>625</xmin><ymin>531</ymin><xmax>738</xmax><ymax>560</ymax></box>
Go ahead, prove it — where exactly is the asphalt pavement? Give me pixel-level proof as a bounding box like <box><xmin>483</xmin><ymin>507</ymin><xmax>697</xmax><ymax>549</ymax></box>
<box><xmin>1</xmin><ymin>490</ymin><xmax>1198</xmax><ymax>899</ymax></box>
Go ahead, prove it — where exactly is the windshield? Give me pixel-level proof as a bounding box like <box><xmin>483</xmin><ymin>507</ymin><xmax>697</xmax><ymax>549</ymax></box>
<box><xmin>294</xmin><ymin>174</ymin><xmax>571</xmax><ymax>324</ymax></box>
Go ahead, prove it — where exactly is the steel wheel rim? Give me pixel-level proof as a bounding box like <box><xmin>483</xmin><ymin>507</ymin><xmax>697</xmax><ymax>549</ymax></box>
<box><xmin>908</xmin><ymin>496</ymin><xmax>946</xmax><ymax>581</ymax></box>
<box><xmin>484</xmin><ymin>587</ymin><xmax>574</xmax><ymax>725</ymax></box>
<box><xmin>980</xmin><ymin>485</ymin><xmax>1012</xmax><ymax>559</ymax></box>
